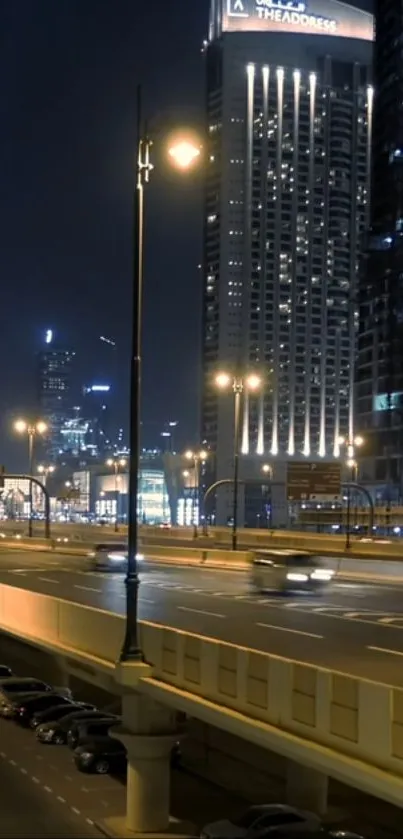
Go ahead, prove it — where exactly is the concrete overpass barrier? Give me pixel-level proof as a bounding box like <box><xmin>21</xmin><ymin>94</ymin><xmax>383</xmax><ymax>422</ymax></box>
<box><xmin>1</xmin><ymin>581</ymin><xmax>403</xmax><ymax>806</ymax></box>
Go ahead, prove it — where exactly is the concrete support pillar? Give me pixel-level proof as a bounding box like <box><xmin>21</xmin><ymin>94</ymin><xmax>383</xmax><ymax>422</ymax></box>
<box><xmin>119</xmin><ymin>731</ymin><xmax>175</xmax><ymax>833</ymax></box>
<box><xmin>286</xmin><ymin>759</ymin><xmax>328</xmax><ymax>815</ymax></box>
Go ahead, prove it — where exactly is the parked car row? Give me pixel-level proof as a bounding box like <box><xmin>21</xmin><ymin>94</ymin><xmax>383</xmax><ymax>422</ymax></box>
<box><xmin>0</xmin><ymin>667</ymin><xmax>125</xmax><ymax>775</ymax></box>
<box><xmin>201</xmin><ymin>805</ymin><xmax>367</xmax><ymax>839</ymax></box>
<box><xmin>0</xmin><ymin>667</ymin><xmax>367</xmax><ymax>835</ymax></box>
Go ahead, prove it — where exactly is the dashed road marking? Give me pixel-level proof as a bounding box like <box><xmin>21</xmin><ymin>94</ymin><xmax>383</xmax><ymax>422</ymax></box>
<box><xmin>38</xmin><ymin>577</ymin><xmax>59</xmax><ymax>584</ymax></box>
<box><xmin>74</xmin><ymin>584</ymin><xmax>101</xmax><ymax>593</ymax></box>
<box><xmin>32</xmin><ymin>776</ymin><xmax>40</xmax><ymax>784</ymax></box>
<box><xmin>256</xmin><ymin>622</ymin><xmax>324</xmax><ymax>639</ymax></box>
<box><xmin>177</xmin><ymin>605</ymin><xmax>226</xmax><ymax>619</ymax></box>
<box><xmin>20</xmin><ymin>767</ymin><xmax>27</xmax><ymax>774</ymax></box>
<box><xmin>44</xmin><ymin>785</ymin><xmax>52</xmax><ymax>793</ymax></box>
<box><xmin>367</xmin><ymin>645</ymin><xmax>403</xmax><ymax>658</ymax></box>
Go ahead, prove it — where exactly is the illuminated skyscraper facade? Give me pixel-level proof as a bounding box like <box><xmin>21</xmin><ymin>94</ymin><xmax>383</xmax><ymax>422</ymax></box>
<box><xmin>37</xmin><ymin>334</ymin><xmax>75</xmax><ymax>460</ymax></box>
<box><xmin>357</xmin><ymin>0</ymin><xmax>403</xmax><ymax>499</ymax></box>
<box><xmin>201</xmin><ymin>0</ymin><xmax>373</xmax><ymax>524</ymax></box>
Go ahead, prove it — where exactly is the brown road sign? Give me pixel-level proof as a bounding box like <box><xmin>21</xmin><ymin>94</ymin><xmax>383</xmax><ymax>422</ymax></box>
<box><xmin>287</xmin><ymin>461</ymin><xmax>341</xmax><ymax>502</ymax></box>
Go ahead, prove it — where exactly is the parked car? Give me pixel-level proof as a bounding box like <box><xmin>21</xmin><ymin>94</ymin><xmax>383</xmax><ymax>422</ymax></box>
<box><xmin>31</xmin><ymin>702</ymin><xmax>95</xmax><ymax>730</ymax></box>
<box><xmin>250</xmin><ymin>552</ymin><xmax>334</xmax><ymax>594</ymax></box>
<box><xmin>201</xmin><ymin>805</ymin><xmax>321</xmax><ymax>838</ymax></box>
<box><xmin>74</xmin><ymin>736</ymin><xmax>127</xmax><ymax>774</ymax></box>
<box><xmin>36</xmin><ymin>710</ymin><xmax>118</xmax><ymax>745</ymax></box>
<box><xmin>0</xmin><ymin>678</ymin><xmax>53</xmax><ymax>717</ymax></box>
<box><xmin>67</xmin><ymin>716</ymin><xmax>120</xmax><ymax>750</ymax></box>
<box><xmin>15</xmin><ymin>693</ymin><xmax>74</xmax><ymax>727</ymax></box>
<box><xmin>87</xmin><ymin>543</ymin><xmax>144</xmax><ymax>572</ymax></box>
<box><xmin>0</xmin><ymin>665</ymin><xmax>13</xmax><ymax>679</ymax></box>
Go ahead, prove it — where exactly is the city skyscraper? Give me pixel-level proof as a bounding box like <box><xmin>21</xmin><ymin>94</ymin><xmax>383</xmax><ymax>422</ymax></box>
<box><xmin>37</xmin><ymin>330</ymin><xmax>75</xmax><ymax>460</ymax></box>
<box><xmin>357</xmin><ymin>0</ymin><xmax>403</xmax><ymax>501</ymax></box>
<box><xmin>201</xmin><ymin>0</ymin><xmax>373</xmax><ymax>525</ymax></box>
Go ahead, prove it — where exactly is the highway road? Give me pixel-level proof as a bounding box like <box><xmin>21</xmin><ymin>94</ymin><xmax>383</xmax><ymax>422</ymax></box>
<box><xmin>4</xmin><ymin>549</ymin><xmax>403</xmax><ymax>685</ymax></box>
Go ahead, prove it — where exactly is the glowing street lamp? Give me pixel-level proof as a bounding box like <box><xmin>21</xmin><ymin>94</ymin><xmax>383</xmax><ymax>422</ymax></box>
<box><xmin>14</xmin><ymin>419</ymin><xmax>48</xmax><ymax>538</ymax></box>
<box><xmin>106</xmin><ymin>457</ymin><xmax>127</xmax><ymax>532</ymax></box>
<box><xmin>184</xmin><ymin>449</ymin><xmax>208</xmax><ymax>537</ymax></box>
<box><xmin>338</xmin><ymin>434</ymin><xmax>365</xmax><ymax>549</ymax></box>
<box><xmin>37</xmin><ymin>464</ymin><xmax>55</xmax><ymax>487</ymax></box>
<box><xmin>168</xmin><ymin>139</ymin><xmax>201</xmax><ymax>169</ymax></box>
<box><xmin>215</xmin><ymin>373</ymin><xmax>262</xmax><ymax>550</ymax></box>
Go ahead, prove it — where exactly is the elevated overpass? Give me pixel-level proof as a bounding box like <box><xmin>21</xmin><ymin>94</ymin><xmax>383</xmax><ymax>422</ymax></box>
<box><xmin>0</xmin><ymin>582</ymin><xmax>402</xmax><ymax>832</ymax></box>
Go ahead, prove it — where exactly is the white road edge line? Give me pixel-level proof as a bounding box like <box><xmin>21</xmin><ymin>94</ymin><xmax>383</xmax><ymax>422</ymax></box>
<box><xmin>177</xmin><ymin>605</ymin><xmax>226</xmax><ymax>619</ymax></box>
<box><xmin>74</xmin><ymin>584</ymin><xmax>101</xmax><ymax>593</ymax></box>
<box><xmin>256</xmin><ymin>622</ymin><xmax>323</xmax><ymax>639</ymax></box>
<box><xmin>38</xmin><ymin>577</ymin><xmax>59</xmax><ymax>584</ymax></box>
<box><xmin>367</xmin><ymin>645</ymin><xmax>403</xmax><ymax>658</ymax></box>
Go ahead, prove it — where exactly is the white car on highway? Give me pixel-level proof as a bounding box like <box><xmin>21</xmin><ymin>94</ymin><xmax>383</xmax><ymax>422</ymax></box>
<box><xmin>87</xmin><ymin>543</ymin><xmax>144</xmax><ymax>572</ymax></box>
<box><xmin>250</xmin><ymin>550</ymin><xmax>334</xmax><ymax>594</ymax></box>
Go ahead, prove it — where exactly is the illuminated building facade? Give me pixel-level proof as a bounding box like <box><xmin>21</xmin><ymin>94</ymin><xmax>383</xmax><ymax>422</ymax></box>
<box><xmin>357</xmin><ymin>0</ymin><xmax>403</xmax><ymax>500</ymax></box>
<box><xmin>202</xmin><ymin>0</ymin><xmax>373</xmax><ymax>524</ymax></box>
<box><xmin>37</xmin><ymin>332</ymin><xmax>75</xmax><ymax>461</ymax></box>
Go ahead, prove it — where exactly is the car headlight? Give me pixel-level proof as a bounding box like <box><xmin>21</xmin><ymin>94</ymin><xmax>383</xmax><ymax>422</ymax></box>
<box><xmin>79</xmin><ymin>751</ymin><xmax>93</xmax><ymax>762</ymax></box>
<box><xmin>107</xmin><ymin>553</ymin><xmax>126</xmax><ymax>562</ymax></box>
<box><xmin>136</xmin><ymin>553</ymin><xmax>144</xmax><ymax>562</ymax></box>
<box><xmin>88</xmin><ymin>552</ymin><xmax>96</xmax><ymax>558</ymax></box>
<box><xmin>310</xmin><ymin>569</ymin><xmax>334</xmax><ymax>581</ymax></box>
<box><xmin>286</xmin><ymin>573</ymin><xmax>308</xmax><ymax>582</ymax></box>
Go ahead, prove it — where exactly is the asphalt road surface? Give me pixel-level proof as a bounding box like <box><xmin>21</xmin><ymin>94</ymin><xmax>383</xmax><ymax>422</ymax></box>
<box><xmin>3</xmin><ymin>549</ymin><xmax>403</xmax><ymax>685</ymax></box>
<box><xmin>0</xmin><ymin>737</ymin><xmax>101</xmax><ymax>837</ymax></box>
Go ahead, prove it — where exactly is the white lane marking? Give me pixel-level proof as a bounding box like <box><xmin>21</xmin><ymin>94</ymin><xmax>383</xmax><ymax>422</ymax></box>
<box><xmin>71</xmin><ymin>806</ymin><xmax>81</xmax><ymax>815</ymax></box>
<box><xmin>379</xmin><ymin>616</ymin><xmax>403</xmax><ymax>624</ymax></box>
<box><xmin>74</xmin><ymin>584</ymin><xmax>101</xmax><ymax>593</ymax></box>
<box><xmin>44</xmin><ymin>785</ymin><xmax>52</xmax><ymax>793</ymax></box>
<box><xmin>256</xmin><ymin>622</ymin><xmax>323</xmax><ymax>639</ymax></box>
<box><xmin>20</xmin><ymin>767</ymin><xmax>27</xmax><ymax>775</ymax></box>
<box><xmin>0</xmin><ymin>751</ymin><xmax>5</xmax><ymax>758</ymax></box>
<box><xmin>367</xmin><ymin>645</ymin><xmax>403</xmax><ymax>658</ymax></box>
<box><xmin>32</xmin><ymin>776</ymin><xmax>40</xmax><ymax>783</ymax></box>
<box><xmin>57</xmin><ymin>795</ymin><xmax>66</xmax><ymax>803</ymax></box>
<box><xmin>177</xmin><ymin>605</ymin><xmax>226</xmax><ymax>619</ymax></box>
<box><xmin>139</xmin><ymin>597</ymin><xmax>155</xmax><ymax>605</ymax></box>
<box><xmin>38</xmin><ymin>577</ymin><xmax>59</xmax><ymax>584</ymax></box>
<box><xmin>9</xmin><ymin>759</ymin><xmax>17</xmax><ymax>766</ymax></box>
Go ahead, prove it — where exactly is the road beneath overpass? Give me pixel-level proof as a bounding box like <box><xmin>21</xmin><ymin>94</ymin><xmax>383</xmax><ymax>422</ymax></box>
<box><xmin>2</xmin><ymin>548</ymin><xmax>403</xmax><ymax>686</ymax></box>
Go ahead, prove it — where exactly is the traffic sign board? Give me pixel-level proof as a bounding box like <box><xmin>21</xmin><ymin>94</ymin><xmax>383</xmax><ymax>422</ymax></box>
<box><xmin>286</xmin><ymin>461</ymin><xmax>341</xmax><ymax>502</ymax></box>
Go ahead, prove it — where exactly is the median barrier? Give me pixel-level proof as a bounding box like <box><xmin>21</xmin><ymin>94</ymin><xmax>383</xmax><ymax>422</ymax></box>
<box><xmin>1</xmin><ymin>583</ymin><xmax>403</xmax><ymax>806</ymax></box>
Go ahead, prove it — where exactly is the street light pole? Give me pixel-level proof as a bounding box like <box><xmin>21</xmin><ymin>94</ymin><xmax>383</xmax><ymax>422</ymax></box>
<box><xmin>114</xmin><ymin>462</ymin><xmax>119</xmax><ymax>533</ymax></box>
<box><xmin>120</xmin><ymin>85</ymin><xmax>150</xmax><ymax>663</ymax></box>
<box><xmin>232</xmin><ymin>385</ymin><xmax>242</xmax><ymax>552</ymax></box>
<box><xmin>28</xmin><ymin>431</ymin><xmax>34</xmax><ymax>539</ymax></box>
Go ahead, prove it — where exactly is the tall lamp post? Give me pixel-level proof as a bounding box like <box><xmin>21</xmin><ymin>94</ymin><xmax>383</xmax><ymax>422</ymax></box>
<box><xmin>215</xmin><ymin>372</ymin><xmax>262</xmax><ymax>550</ymax></box>
<box><xmin>262</xmin><ymin>463</ymin><xmax>273</xmax><ymax>529</ymax></box>
<box><xmin>120</xmin><ymin>85</ymin><xmax>202</xmax><ymax>662</ymax></box>
<box><xmin>14</xmin><ymin>419</ymin><xmax>47</xmax><ymax>538</ymax></box>
<box><xmin>338</xmin><ymin>434</ymin><xmax>364</xmax><ymax>549</ymax></box>
<box><xmin>184</xmin><ymin>449</ymin><xmax>207</xmax><ymax>537</ymax></box>
<box><xmin>106</xmin><ymin>457</ymin><xmax>127</xmax><ymax>532</ymax></box>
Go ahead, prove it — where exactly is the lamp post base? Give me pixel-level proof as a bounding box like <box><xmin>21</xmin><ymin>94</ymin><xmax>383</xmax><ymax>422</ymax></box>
<box><xmin>119</xmin><ymin>575</ymin><xmax>143</xmax><ymax>662</ymax></box>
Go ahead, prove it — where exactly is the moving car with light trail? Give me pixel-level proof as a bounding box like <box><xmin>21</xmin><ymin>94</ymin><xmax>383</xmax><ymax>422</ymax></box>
<box><xmin>250</xmin><ymin>551</ymin><xmax>334</xmax><ymax>594</ymax></box>
<box><xmin>87</xmin><ymin>542</ymin><xmax>144</xmax><ymax>571</ymax></box>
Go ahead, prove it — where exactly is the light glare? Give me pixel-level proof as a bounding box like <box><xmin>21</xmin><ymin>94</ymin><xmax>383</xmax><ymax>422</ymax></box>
<box><xmin>168</xmin><ymin>140</ymin><xmax>201</xmax><ymax>169</ymax></box>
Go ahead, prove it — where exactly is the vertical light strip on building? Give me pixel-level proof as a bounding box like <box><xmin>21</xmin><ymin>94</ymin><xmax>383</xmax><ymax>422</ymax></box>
<box><xmin>333</xmin><ymin>329</ymin><xmax>341</xmax><ymax>457</ymax></box>
<box><xmin>288</xmin><ymin>69</ymin><xmax>300</xmax><ymax>456</ymax></box>
<box><xmin>303</xmin><ymin>71</ymin><xmax>316</xmax><ymax>456</ymax></box>
<box><xmin>257</xmin><ymin>65</ymin><xmax>270</xmax><ymax>456</ymax></box>
<box><xmin>366</xmin><ymin>85</ymin><xmax>374</xmax><ymax>228</ymax></box>
<box><xmin>271</xmin><ymin>66</ymin><xmax>284</xmax><ymax>456</ymax></box>
<box><xmin>348</xmin><ymin>65</ymin><xmax>360</xmax><ymax>445</ymax></box>
<box><xmin>318</xmin><ymin>68</ymin><xmax>328</xmax><ymax>457</ymax></box>
<box><xmin>241</xmin><ymin>391</ymin><xmax>250</xmax><ymax>454</ymax></box>
<box><xmin>241</xmin><ymin>62</ymin><xmax>255</xmax><ymax>455</ymax></box>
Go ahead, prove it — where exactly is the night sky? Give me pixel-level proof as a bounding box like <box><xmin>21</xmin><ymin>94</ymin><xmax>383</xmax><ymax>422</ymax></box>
<box><xmin>0</xmin><ymin>0</ymin><xmax>373</xmax><ymax>471</ymax></box>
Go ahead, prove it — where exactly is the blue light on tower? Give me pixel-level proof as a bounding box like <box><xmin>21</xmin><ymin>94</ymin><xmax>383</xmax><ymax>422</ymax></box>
<box><xmin>45</xmin><ymin>329</ymin><xmax>53</xmax><ymax>345</ymax></box>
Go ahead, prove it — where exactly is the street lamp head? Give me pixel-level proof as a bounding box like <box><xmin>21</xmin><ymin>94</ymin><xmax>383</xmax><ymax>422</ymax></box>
<box><xmin>106</xmin><ymin>458</ymin><xmax>114</xmax><ymax>467</ymax></box>
<box><xmin>347</xmin><ymin>458</ymin><xmax>357</xmax><ymax>469</ymax></box>
<box><xmin>37</xmin><ymin>465</ymin><xmax>45</xmax><ymax>473</ymax></box>
<box><xmin>199</xmin><ymin>450</ymin><xmax>208</xmax><ymax>461</ymax></box>
<box><xmin>168</xmin><ymin>138</ymin><xmax>201</xmax><ymax>170</ymax></box>
<box><xmin>246</xmin><ymin>374</ymin><xmax>261</xmax><ymax>391</ymax></box>
<box><xmin>14</xmin><ymin>419</ymin><xmax>27</xmax><ymax>434</ymax></box>
<box><xmin>48</xmin><ymin>465</ymin><xmax>55</xmax><ymax>473</ymax></box>
<box><xmin>185</xmin><ymin>450</ymin><xmax>194</xmax><ymax>460</ymax></box>
<box><xmin>36</xmin><ymin>421</ymin><xmax>47</xmax><ymax>435</ymax></box>
<box><xmin>262</xmin><ymin>463</ymin><xmax>272</xmax><ymax>474</ymax></box>
<box><xmin>354</xmin><ymin>435</ymin><xmax>364</xmax><ymax>447</ymax></box>
<box><xmin>215</xmin><ymin>372</ymin><xmax>231</xmax><ymax>389</ymax></box>
<box><xmin>119</xmin><ymin>458</ymin><xmax>127</xmax><ymax>467</ymax></box>
<box><xmin>337</xmin><ymin>435</ymin><xmax>346</xmax><ymax>445</ymax></box>
<box><xmin>182</xmin><ymin>470</ymin><xmax>190</xmax><ymax>478</ymax></box>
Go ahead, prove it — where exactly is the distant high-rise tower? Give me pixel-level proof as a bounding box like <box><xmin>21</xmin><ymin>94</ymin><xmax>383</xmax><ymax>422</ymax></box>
<box><xmin>201</xmin><ymin>0</ymin><xmax>373</xmax><ymax>525</ymax></box>
<box><xmin>357</xmin><ymin>0</ymin><xmax>403</xmax><ymax>500</ymax></box>
<box><xmin>37</xmin><ymin>330</ymin><xmax>75</xmax><ymax>460</ymax></box>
